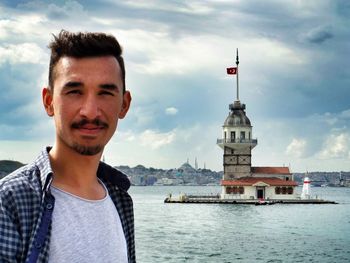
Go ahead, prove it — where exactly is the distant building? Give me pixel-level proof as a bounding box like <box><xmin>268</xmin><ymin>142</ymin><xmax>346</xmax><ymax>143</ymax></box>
<box><xmin>178</xmin><ymin>162</ymin><xmax>197</xmax><ymax>174</ymax></box>
<box><xmin>217</xmin><ymin>50</ymin><xmax>298</xmax><ymax>200</ymax></box>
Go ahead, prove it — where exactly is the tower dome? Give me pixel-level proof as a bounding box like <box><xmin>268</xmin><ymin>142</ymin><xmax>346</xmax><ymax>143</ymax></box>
<box><xmin>217</xmin><ymin>49</ymin><xmax>257</xmax><ymax>180</ymax></box>
<box><xmin>224</xmin><ymin>101</ymin><xmax>251</xmax><ymax>127</ymax></box>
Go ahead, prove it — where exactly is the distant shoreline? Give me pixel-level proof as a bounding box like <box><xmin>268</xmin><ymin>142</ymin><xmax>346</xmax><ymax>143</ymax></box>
<box><xmin>1</xmin><ymin>160</ymin><xmax>349</xmax><ymax>187</ymax></box>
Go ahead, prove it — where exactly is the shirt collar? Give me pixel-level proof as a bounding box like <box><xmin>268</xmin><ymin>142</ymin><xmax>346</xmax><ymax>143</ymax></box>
<box><xmin>33</xmin><ymin>146</ymin><xmax>130</xmax><ymax>192</ymax></box>
<box><xmin>34</xmin><ymin>146</ymin><xmax>54</xmax><ymax>192</ymax></box>
<box><xmin>97</xmin><ymin>162</ymin><xmax>130</xmax><ymax>191</ymax></box>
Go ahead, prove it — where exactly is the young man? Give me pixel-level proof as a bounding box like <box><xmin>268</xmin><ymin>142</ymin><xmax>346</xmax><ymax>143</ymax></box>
<box><xmin>0</xmin><ymin>31</ymin><xmax>135</xmax><ymax>262</ymax></box>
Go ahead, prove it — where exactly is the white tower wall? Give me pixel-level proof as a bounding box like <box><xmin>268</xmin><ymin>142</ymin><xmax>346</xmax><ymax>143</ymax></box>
<box><xmin>301</xmin><ymin>177</ymin><xmax>311</xmax><ymax>199</ymax></box>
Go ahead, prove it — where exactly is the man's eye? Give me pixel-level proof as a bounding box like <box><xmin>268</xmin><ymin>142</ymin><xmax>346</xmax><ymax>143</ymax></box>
<box><xmin>67</xmin><ymin>90</ymin><xmax>82</xmax><ymax>95</ymax></box>
<box><xmin>99</xmin><ymin>91</ymin><xmax>114</xmax><ymax>96</ymax></box>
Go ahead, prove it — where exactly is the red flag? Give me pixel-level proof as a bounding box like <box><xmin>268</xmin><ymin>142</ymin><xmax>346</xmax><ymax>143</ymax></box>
<box><xmin>226</xmin><ymin>67</ymin><xmax>237</xmax><ymax>75</ymax></box>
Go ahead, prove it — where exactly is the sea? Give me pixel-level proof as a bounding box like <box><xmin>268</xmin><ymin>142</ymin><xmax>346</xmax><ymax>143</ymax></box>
<box><xmin>129</xmin><ymin>186</ymin><xmax>350</xmax><ymax>263</ymax></box>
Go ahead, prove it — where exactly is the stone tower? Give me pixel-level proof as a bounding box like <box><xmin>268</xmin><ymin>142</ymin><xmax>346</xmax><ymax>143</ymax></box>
<box><xmin>217</xmin><ymin>101</ymin><xmax>257</xmax><ymax>179</ymax></box>
<box><xmin>217</xmin><ymin>49</ymin><xmax>257</xmax><ymax>179</ymax></box>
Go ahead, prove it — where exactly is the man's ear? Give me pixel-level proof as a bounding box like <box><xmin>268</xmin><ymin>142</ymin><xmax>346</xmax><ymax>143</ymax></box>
<box><xmin>118</xmin><ymin>91</ymin><xmax>131</xmax><ymax>119</ymax></box>
<box><xmin>42</xmin><ymin>87</ymin><xmax>54</xmax><ymax>117</ymax></box>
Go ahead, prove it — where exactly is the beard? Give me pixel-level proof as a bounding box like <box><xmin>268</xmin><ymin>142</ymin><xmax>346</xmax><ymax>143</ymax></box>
<box><xmin>59</xmin><ymin>118</ymin><xmax>109</xmax><ymax>156</ymax></box>
<box><xmin>71</xmin><ymin>143</ymin><xmax>104</xmax><ymax>156</ymax></box>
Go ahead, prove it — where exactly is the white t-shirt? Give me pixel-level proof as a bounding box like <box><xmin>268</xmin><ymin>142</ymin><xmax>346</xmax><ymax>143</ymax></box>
<box><xmin>49</xmin><ymin>181</ymin><xmax>128</xmax><ymax>263</ymax></box>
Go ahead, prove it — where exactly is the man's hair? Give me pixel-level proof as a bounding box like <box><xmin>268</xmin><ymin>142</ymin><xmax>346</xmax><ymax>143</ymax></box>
<box><xmin>48</xmin><ymin>30</ymin><xmax>125</xmax><ymax>91</ymax></box>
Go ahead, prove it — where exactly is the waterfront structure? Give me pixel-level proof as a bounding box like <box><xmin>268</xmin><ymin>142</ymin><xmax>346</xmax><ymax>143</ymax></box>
<box><xmin>217</xmin><ymin>49</ymin><xmax>298</xmax><ymax>200</ymax></box>
<box><xmin>301</xmin><ymin>176</ymin><xmax>311</xmax><ymax>199</ymax></box>
<box><xmin>164</xmin><ymin>50</ymin><xmax>337</xmax><ymax>205</ymax></box>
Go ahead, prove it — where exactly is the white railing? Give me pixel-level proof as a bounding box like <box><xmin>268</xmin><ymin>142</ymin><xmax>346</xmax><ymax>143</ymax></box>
<box><xmin>217</xmin><ymin>138</ymin><xmax>257</xmax><ymax>144</ymax></box>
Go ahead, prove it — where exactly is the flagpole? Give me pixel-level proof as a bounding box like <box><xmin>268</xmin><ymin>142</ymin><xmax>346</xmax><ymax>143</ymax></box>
<box><xmin>236</xmin><ymin>48</ymin><xmax>239</xmax><ymax>101</ymax></box>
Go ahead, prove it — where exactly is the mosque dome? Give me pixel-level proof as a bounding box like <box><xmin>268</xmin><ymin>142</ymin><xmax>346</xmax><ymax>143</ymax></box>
<box><xmin>224</xmin><ymin>101</ymin><xmax>251</xmax><ymax>127</ymax></box>
<box><xmin>179</xmin><ymin>162</ymin><xmax>196</xmax><ymax>173</ymax></box>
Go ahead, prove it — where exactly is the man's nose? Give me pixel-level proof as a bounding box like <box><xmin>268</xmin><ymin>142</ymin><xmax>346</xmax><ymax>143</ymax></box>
<box><xmin>79</xmin><ymin>94</ymin><xmax>101</xmax><ymax>119</ymax></box>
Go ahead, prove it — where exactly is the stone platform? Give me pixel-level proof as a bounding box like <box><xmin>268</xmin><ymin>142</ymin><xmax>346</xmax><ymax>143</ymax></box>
<box><xmin>164</xmin><ymin>194</ymin><xmax>338</xmax><ymax>205</ymax></box>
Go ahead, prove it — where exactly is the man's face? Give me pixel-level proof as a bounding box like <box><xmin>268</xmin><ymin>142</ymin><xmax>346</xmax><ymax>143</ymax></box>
<box><xmin>43</xmin><ymin>56</ymin><xmax>131</xmax><ymax>156</ymax></box>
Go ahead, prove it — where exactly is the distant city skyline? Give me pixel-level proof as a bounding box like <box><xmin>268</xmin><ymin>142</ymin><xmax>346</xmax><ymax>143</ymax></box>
<box><xmin>0</xmin><ymin>1</ymin><xmax>349</xmax><ymax>172</ymax></box>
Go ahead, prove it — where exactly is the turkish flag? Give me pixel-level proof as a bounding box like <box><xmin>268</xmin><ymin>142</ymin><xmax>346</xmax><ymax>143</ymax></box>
<box><xmin>226</xmin><ymin>67</ymin><xmax>237</xmax><ymax>75</ymax></box>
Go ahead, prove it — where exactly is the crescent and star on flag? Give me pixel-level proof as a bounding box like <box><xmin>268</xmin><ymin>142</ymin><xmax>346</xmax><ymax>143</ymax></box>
<box><xmin>226</xmin><ymin>48</ymin><xmax>239</xmax><ymax>75</ymax></box>
<box><xmin>226</xmin><ymin>48</ymin><xmax>240</xmax><ymax>101</ymax></box>
<box><xmin>226</xmin><ymin>67</ymin><xmax>237</xmax><ymax>74</ymax></box>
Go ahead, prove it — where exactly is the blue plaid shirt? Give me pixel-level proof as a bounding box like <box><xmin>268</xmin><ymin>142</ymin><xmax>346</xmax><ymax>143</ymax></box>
<box><xmin>0</xmin><ymin>147</ymin><xmax>136</xmax><ymax>263</ymax></box>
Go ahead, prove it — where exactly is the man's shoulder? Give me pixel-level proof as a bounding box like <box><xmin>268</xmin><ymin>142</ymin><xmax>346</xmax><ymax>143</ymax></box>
<box><xmin>98</xmin><ymin>162</ymin><xmax>131</xmax><ymax>191</ymax></box>
<box><xmin>0</xmin><ymin>162</ymin><xmax>41</xmax><ymax>199</ymax></box>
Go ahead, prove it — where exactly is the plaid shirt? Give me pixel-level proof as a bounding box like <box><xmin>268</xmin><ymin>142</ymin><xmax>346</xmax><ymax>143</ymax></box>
<box><xmin>0</xmin><ymin>147</ymin><xmax>136</xmax><ymax>263</ymax></box>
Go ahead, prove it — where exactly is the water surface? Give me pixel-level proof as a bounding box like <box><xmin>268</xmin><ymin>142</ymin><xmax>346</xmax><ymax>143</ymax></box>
<box><xmin>129</xmin><ymin>186</ymin><xmax>350</xmax><ymax>263</ymax></box>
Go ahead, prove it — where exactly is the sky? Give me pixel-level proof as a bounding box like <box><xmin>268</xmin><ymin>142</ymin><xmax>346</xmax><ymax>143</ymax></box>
<box><xmin>0</xmin><ymin>0</ymin><xmax>349</xmax><ymax>172</ymax></box>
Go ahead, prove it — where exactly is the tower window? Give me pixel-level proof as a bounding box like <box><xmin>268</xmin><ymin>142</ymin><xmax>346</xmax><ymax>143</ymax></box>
<box><xmin>240</xmin><ymin>131</ymin><xmax>245</xmax><ymax>140</ymax></box>
<box><xmin>231</xmin><ymin>131</ymin><xmax>236</xmax><ymax>142</ymax></box>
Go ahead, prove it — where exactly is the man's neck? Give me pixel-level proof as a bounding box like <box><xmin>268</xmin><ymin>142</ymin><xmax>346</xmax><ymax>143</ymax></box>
<box><xmin>48</xmin><ymin>143</ymin><xmax>105</xmax><ymax>200</ymax></box>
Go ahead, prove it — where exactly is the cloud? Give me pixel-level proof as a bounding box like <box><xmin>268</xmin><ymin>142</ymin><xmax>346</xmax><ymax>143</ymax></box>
<box><xmin>120</xmin><ymin>28</ymin><xmax>306</xmax><ymax>78</ymax></box>
<box><xmin>318</xmin><ymin>133</ymin><xmax>350</xmax><ymax>159</ymax></box>
<box><xmin>0</xmin><ymin>43</ymin><xmax>46</xmax><ymax>65</ymax></box>
<box><xmin>107</xmin><ymin>122</ymin><xmax>222</xmax><ymax>169</ymax></box>
<box><xmin>0</xmin><ymin>44</ymin><xmax>48</xmax><ymax>141</ymax></box>
<box><xmin>0</xmin><ymin>9</ymin><xmax>48</xmax><ymax>42</ymax></box>
<box><xmin>122</xmin><ymin>0</ymin><xmax>214</xmax><ymax>15</ymax></box>
<box><xmin>140</xmin><ymin>129</ymin><xmax>176</xmax><ymax>149</ymax></box>
<box><xmin>302</xmin><ymin>26</ymin><xmax>334</xmax><ymax>44</ymax></box>
<box><xmin>17</xmin><ymin>0</ymin><xmax>85</xmax><ymax>21</ymax></box>
<box><xmin>0</xmin><ymin>0</ymin><xmax>349</xmax><ymax>172</ymax></box>
<box><xmin>117</xmin><ymin>131</ymin><xmax>136</xmax><ymax>142</ymax></box>
<box><xmin>123</xmin><ymin>30</ymin><xmax>224</xmax><ymax>75</ymax></box>
<box><xmin>165</xmin><ymin>107</ymin><xmax>178</xmax><ymax>115</ymax></box>
<box><xmin>47</xmin><ymin>0</ymin><xmax>85</xmax><ymax>20</ymax></box>
<box><xmin>309</xmin><ymin>109</ymin><xmax>350</xmax><ymax>127</ymax></box>
<box><xmin>285</xmin><ymin>138</ymin><xmax>307</xmax><ymax>158</ymax></box>
<box><xmin>340</xmin><ymin>109</ymin><xmax>350</xmax><ymax>119</ymax></box>
<box><xmin>128</xmin><ymin>105</ymin><xmax>156</xmax><ymax>128</ymax></box>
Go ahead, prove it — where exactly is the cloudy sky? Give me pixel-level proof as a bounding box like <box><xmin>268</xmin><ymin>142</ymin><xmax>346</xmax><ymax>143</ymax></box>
<box><xmin>0</xmin><ymin>0</ymin><xmax>349</xmax><ymax>172</ymax></box>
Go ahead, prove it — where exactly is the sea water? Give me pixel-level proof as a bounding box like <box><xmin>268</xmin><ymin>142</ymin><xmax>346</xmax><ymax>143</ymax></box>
<box><xmin>129</xmin><ymin>186</ymin><xmax>350</xmax><ymax>263</ymax></box>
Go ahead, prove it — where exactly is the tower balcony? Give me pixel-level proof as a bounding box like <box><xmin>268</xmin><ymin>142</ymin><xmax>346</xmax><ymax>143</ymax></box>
<box><xmin>217</xmin><ymin>138</ymin><xmax>258</xmax><ymax>150</ymax></box>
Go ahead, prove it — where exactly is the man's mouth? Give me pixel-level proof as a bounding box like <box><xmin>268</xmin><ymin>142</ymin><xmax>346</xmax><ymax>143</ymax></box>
<box><xmin>71</xmin><ymin>119</ymin><xmax>108</xmax><ymax>134</ymax></box>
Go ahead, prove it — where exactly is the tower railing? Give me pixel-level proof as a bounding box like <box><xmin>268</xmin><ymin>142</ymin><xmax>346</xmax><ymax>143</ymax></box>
<box><xmin>217</xmin><ymin>138</ymin><xmax>258</xmax><ymax>144</ymax></box>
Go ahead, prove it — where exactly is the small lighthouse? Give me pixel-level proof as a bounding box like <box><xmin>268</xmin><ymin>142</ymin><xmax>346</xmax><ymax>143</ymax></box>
<box><xmin>301</xmin><ymin>176</ymin><xmax>311</xmax><ymax>199</ymax></box>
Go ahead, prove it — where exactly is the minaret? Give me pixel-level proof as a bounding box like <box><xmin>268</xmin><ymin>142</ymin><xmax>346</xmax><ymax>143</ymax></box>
<box><xmin>217</xmin><ymin>49</ymin><xmax>257</xmax><ymax>181</ymax></box>
<box><xmin>195</xmin><ymin>157</ymin><xmax>198</xmax><ymax>170</ymax></box>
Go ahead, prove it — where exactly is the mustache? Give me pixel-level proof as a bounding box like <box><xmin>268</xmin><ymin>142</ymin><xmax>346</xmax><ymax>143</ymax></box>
<box><xmin>71</xmin><ymin>118</ymin><xmax>109</xmax><ymax>129</ymax></box>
